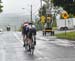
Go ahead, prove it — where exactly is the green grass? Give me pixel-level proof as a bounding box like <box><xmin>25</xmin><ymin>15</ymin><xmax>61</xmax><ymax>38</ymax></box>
<box><xmin>55</xmin><ymin>31</ymin><xmax>75</xmax><ymax>40</ymax></box>
<box><xmin>53</xmin><ymin>27</ymin><xmax>57</xmax><ymax>30</ymax></box>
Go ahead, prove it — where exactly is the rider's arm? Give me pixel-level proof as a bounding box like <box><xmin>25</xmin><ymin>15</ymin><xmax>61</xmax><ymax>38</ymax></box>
<box><xmin>22</xmin><ymin>26</ymin><xmax>24</xmax><ymax>35</ymax></box>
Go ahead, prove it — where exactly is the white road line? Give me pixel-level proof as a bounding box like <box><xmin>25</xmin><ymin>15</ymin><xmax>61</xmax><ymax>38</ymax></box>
<box><xmin>0</xmin><ymin>50</ymin><xmax>5</xmax><ymax>61</ymax></box>
<box><xmin>13</xmin><ymin>32</ymin><xmax>23</xmax><ymax>44</ymax></box>
<box><xmin>13</xmin><ymin>32</ymin><xmax>74</xmax><ymax>47</ymax></box>
<box><xmin>13</xmin><ymin>33</ymin><xmax>46</xmax><ymax>56</ymax></box>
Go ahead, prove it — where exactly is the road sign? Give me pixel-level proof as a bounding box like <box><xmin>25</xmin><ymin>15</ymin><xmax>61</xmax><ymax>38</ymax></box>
<box><xmin>61</xmin><ymin>11</ymin><xmax>69</xmax><ymax>19</ymax></box>
<box><xmin>61</xmin><ymin>11</ymin><xmax>69</xmax><ymax>36</ymax></box>
<box><xmin>40</xmin><ymin>16</ymin><xmax>46</xmax><ymax>23</ymax></box>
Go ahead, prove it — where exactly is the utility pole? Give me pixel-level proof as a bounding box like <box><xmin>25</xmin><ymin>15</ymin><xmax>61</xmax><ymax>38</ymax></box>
<box><xmin>31</xmin><ymin>5</ymin><xmax>32</xmax><ymax>23</ymax></box>
<box><xmin>40</xmin><ymin>0</ymin><xmax>43</xmax><ymax>30</ymax></box>
<box><xmin>22</xmin><ymin>8</ymin><xmax>25</xmax><ymax>23</ymax></box>
<box><xmin>0</xmin><ymin>0</ymin><xmax>1</xmax><ymax>3</ymax></box>
<box><xmin>48</xmin><ymin>0</ymin><xmax>49</xmax><ymax>9</ymax></box>
<box><xmin>40</xmin><ymin>0</ymin><xmax>42</xmax><ymax>17</ymax></box>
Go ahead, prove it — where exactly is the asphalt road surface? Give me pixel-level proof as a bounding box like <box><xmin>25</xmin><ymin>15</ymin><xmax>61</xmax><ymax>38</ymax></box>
<box><xmin>0</xmin><ymin>31</ymin><xmax>75</xmax><ymax>61</ymax></box>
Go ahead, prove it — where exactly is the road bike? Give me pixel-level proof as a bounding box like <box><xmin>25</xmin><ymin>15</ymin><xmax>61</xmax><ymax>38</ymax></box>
<box><xmin>24</xmin><ymin>35</ymin><xmax>36</xmax><ymax>55</ymax></box>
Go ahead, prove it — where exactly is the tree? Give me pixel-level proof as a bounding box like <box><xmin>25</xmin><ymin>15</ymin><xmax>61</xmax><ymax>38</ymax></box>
<box><xmin>39</xmin><ymin>0</ymin><xmax>57</xmax><ymax>27</ymax></box>
<box><xmin>39</xmin><ymin>4</ymin><xmax>46</xmax><ymax>17</ymax></box>
<box><xmin>52</xmin><ymin>0</ymin><xmax>75</xmax><ymax>15</ymax></box>
<box><xmin>0</xmin><ymin>0</ymin><xmax>3</xmax><ymax>13</ymax></box>
<box><xmin>39</xmin><ymin>0</ymin><xmax>51</xmax><ymax>17</ymax></box>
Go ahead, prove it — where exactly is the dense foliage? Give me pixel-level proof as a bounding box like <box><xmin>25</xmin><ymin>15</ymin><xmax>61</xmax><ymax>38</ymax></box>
<box><xmin>0</xmin><ymin>4</ymin><xmax>3</xmax><ymax>12</ymax></box>
<box><xmin>52</xmin><ymin>0</ymin><xmax>75</xmax><ymax>15</ymax></box>
<box><xmin>39</xmin><ymin>4</ymin><xmax>46</xmax><ymax>17</ymax></box>
<box><xmin>0</xmin><ymin>0</ymin><xmax>3</xmax><ymax>13</ymax></box>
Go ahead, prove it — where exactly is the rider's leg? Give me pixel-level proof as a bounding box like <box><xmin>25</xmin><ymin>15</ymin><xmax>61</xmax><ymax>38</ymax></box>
<box><xmin>27</xmin><ymin>38</ymin><xmax>33</xmax><ymax>51</ymax></box>
<box><xmin>25</xmin><ymin>35</ymin><xmax>28</xmax><ymax>45</ymax></box>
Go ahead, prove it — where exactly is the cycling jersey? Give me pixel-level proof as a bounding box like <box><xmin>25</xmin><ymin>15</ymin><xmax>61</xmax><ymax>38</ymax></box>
<box><xmin>22</xmin><ymin>25</ymin><xmax>29</xmax><ymax>35</ymax></box>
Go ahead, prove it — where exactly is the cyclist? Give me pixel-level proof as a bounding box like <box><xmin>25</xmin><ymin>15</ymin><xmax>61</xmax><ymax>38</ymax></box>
<box><xmin>27</xmin><ymin>25</ymin><xmax>33</xmax><ymax>45</ymax></box>
<box><xmin>27</xmin><ymin>25</ymin><xmax>36</xmax><ymax>51</ymax></box>
<box><xmin>22</xmin><ymin>22</ymin><xmax>29</xmax><ymax>47</ymax></box>
<box><xmin>7</xmin><ymin>25</ymin><xmax>10</xmax><ymax>31</ymax></box>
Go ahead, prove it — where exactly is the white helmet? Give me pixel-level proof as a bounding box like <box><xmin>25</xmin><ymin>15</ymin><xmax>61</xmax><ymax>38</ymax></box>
<box><xmin>32</xmin><ymin>25</ymin><xmax>35</xmax><ymax>28</ymax></box>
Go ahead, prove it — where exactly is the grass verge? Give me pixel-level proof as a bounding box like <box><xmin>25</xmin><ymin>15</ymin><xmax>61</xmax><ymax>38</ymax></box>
<box><xmin>55</xmin><ymin>31</ymin><xmax>75</xmax><ymax>41</ymax></box>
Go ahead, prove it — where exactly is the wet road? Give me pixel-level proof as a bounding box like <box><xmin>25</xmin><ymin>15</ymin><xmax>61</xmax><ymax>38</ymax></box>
<box><xmin>0</xmin><ymin>31</ymin><xmax>75</xmax><ymax>61</ymax></box>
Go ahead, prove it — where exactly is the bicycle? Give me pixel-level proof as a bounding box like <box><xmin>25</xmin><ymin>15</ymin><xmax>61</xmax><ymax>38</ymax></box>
<box><xmin>24</xmin><ymin>35</ymin><xmax>36</xmax><ymax>55</ymax></box>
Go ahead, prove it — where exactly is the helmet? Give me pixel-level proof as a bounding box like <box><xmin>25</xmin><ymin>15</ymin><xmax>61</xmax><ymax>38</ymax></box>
<box><xmin>32</xmin><ymin>25</ymin><xmax>35</xmax><ymax>28</ymax></box>
<box><xmin>24</xmin><ymin>24</ymin><xmax>28</xmax><ymax>26</ymax></box>
<box><xmin>23</xmin><ymin>22</ymin><xmax>29</xmax><ymax>26</ymax></box>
